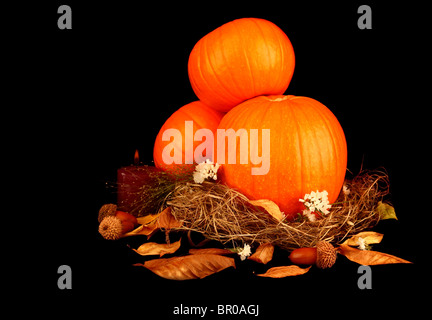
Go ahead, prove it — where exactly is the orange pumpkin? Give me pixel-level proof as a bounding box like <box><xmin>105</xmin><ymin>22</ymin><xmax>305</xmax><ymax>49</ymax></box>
<box><xmin>153</xmin><ymin>101</ymin><xmax>224</xmax><ymax>173</ymax></box>
<box><xmin>216</xmin><ymin>95</ymin><xmax>347</xmax><ymax>220</ymax></box>
<box><xmin>188</xmin><ymin>18</ymin><xmax>295</xmax><ymax>113</ymax></box>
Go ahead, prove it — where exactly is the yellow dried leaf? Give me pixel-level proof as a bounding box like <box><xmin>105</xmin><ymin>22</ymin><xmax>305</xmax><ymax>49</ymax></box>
<box><xmin>133</xmin><ymin>239</ymin><xmax>181</xmax><ymax>257</ymax></box>
<box><xmin>257</xmin><ymin>265</ymin><xmax>311</xmax><ymax>278</ymax></box>
<box><xmin>136</xmin><ymin>213</ymin><xmax>160</xmax><ymax>226</ymax></box>
<box><xmin>248</xmin><ymin>243</ymin><xmax>274</xmax><ymax>264</ymax></box>
<box><xmin>342</xmin><ymin>231</ymin><xmax>384</xmax><ymax>247</ymax></box>
<box><xmin>122</xmin><ymin>223</ymin><xmax>158</xmax><ymax>238</ymax></box>
<box><xmin>157</xmin><ymin>207</ymin><xmax>182</xmax><ymax>229</ymax></box>
<box><xmin>376</xmin><ymin>201</ymin><xmax>398</xmax><ymax>220</ymax></box>
<box><xmin>249</xmin><ymin>199</ymin><xmax>284</xmax><ymax>222</ymax></box>
<box><xmin>339</xmin><ymin>244</ymin><xmax>412</xmax><ymax>265</ymax></box>
<box><xmin>189</xmin><ymin>248</ymin><xmax>234</xmax><ymax>256</ymax></box>
<box><xmin>139</xmin><ymin>254</ymin><xmax>236</xmax><ymax>280</ymax></box>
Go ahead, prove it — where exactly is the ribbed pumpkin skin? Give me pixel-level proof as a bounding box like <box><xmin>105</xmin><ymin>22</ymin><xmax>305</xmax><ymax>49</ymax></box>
<box><xmin>188</xmin><ymin>18</ymin><xmax>295</xmax><ymax>113</ymax></box>
<box><xmin>153</xmin><ymin>101</ymin><xmax>224</xmax><ymax>173</ymax></box>
<box><xmin>217</xmin><ymin>95</ymin><xmax>347</xmax><ymax>220</ymax></box>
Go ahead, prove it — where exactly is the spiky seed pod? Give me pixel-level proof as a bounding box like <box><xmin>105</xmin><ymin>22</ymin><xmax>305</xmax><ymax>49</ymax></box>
<box><xmin>316</xmin><ymin>241</ymin><xmax>337</xmax><ymax>269</ymax></box>
<box><xmin>98</xmin><ymin>203</ymin><xmax>118</xmax><ymax>223</ymax></box>
<box><xmin>98</xmin><ymin>216</ymin><xmax>123</xmax><ymax>240</ymax></box>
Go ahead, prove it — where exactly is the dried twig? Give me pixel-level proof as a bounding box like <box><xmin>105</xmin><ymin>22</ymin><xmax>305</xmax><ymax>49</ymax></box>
<box><xmin>167</xmin><ymin>170</ymin><xmax>389</xmax><ymax>251</ymax></box>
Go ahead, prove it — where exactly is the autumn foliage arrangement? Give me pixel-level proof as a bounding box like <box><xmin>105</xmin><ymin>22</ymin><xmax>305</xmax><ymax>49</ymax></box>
<box><xmin>98</xmin><ymin>18</ymin><xmax>411</xmax><ymax>280</ymax></box>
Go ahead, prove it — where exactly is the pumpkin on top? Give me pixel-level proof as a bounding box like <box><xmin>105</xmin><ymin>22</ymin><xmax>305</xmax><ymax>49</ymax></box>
<box><xmin>188</xmin><ymin>18</ymin><xmax>295</xmax><ymax>113</ymax></box>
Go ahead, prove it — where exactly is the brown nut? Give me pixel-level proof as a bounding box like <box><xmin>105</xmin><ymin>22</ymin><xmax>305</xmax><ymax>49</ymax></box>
<box><xmin>115</xmin><ymin>210</ymin><xmax>138</xmax><ymax>226</ymax></box>
<box><xmin>289</xmin><ymin>247</ymin><xmax>317</xmax><ymax>265</ymax></box>
<box><xmin>98</xmin><ymin>203</ymin><xmax>118</xmax><ymax>223</ymax></box>
<box><xmin>98</xmin><ymin>216</ymin><xmax>123</xmax><ymax>240</ymax></box>
<box><xmin>288</xmin><ymin>241</ymin><xmax>337</xmax><ymax>269</ymax></box>
<box><xmin>316</xmin><ymin>241</ymin><xmax>337</xmax><ymax>269</ymax></box>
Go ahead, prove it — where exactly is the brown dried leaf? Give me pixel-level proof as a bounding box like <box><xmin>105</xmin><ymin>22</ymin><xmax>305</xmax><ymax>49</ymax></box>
<box><xmin>122</xmin><ymin>223</ymin><xmax>159</xmax><ymax>239</ymax></box>
<box><xmin>257</xmin><ymin>265</ymin><xmax>311</xmax><ymax>278</ymax></box>
<box><xmin>249</xmin><ymin>199</ymin><xmax>284</xmax><ymax>222</ymax></box>
<box><xmin>133</xmin><ymin>239</ymin><xmax>181</xmax><ymax>257</ymax></box>
<box><xmin>248</xmin><ymin>243</ymin><xmax>274</xmax><ymax>264</ymax></box>
<box><xmin>136</xmin><ymin>213</ymin><xmax>160</xmax><ymax>226</ymax></box>
<box><xmin>138</xmin><ymin>254</ymin><xmax>236</xmax><ymax>280</ymax></box>
<box><xmin>342</xmin><ymin>231</ymin><xmax>384</xmax><ymax>247</ymax></box>
<box><xmin>339</xmin><ymin>244</ymin><xmax>412</xmax><ymax>265</ymax></box>
<box><xmin>157</xmin><ymin>207</ymin><xmax>182</xmax><ymax>230</ymax></box>
<box><xmin>376</xmin><ymin>201</ymin><xmax>398</xmax><ymax>220</ymax></box>
<box><xmin>189</xmin><ymin>248</ymin><xmax>234</xmax><ymax>256</ymax></box>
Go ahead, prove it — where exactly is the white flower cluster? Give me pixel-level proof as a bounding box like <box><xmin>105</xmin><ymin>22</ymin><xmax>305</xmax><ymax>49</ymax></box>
<box><xmin>237</xmin><ymin>243</ymin><xmax>252</xmax><ymax>261</ymax></box>
<box><xmin>302</xmin><ymin>210</ymin><xmax>318</xmax><ymax>222</ymax></box>
<box><xmin>299</xmin><ymin>190</ymin><xmax>332</xmax><ymax>222</ymax></box>
<box><xmin>193</xmin><ymin>159</ymin><xmax>220</xmax><ymax>184</ymax></box>
<box><xmin>357</xmin><ymin>237</ymin><xmax>366</xmax><ymax>250</ymax></box>
<box><xmin>343</xmin><ymin>184</ymin><xmax>351</xmax><ymax>196</ymax></box>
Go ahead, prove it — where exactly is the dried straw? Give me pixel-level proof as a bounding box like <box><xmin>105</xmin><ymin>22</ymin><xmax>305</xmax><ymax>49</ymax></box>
<box><xmin>167</xmin><ymin>170</ymin><xmax>389</xmax><ymax>251</ymax></box>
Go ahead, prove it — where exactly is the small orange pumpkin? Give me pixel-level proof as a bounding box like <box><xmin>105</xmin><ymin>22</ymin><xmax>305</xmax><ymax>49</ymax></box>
<box><xmin>217</xmin><ymin>95</ymin><xmax>347</xmax><ymax>220</ymax></box>
<box><xmin>153</xmin><ymin>101</ymin><xmax>224</xmax><ymax>173</ymax></box>
<box><xmin>188</xmin><ymin>18</ymin><xmax>295</xmax><ymax>113</ymax></box>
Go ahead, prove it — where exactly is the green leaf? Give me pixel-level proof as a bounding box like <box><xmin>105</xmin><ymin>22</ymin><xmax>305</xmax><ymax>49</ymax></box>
<box><xmin>376</xmin><ymin>201</ymin><xmax>398</xmax><ymax>220</ymax></box>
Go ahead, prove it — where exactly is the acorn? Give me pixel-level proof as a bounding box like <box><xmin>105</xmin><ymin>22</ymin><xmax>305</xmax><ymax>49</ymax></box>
<box><xmin>315</xmin><ymin>241</ymin><xmax>337</xmax><ymax>269</ymax></box>
<box><xmin>98</xmin><ymin>216</ymin><xmax>123</xmax><ymax>240</ymax></box>
<box><xmin>98</xmin><ymin>209</ymin><xmax>139</xmax><ymax>239</ymax></box>
<box><xmin>98</xmin><ymin>203</ymin><xmax>138</xmax><ymax>228</ymax></box>
<box><xmin>115</xmin><ymin>210</ymin><xmax>138</xmax><ymax>227</ymax></box>
<box><xmin>289</xmin><ymin>241</ymin><xmax>337</xmax><ymax>269</ymax></box>
<box><xmin>98</xmin><ymin>203</ymin><xmax>118</xmax><ymax>223</ymax></box>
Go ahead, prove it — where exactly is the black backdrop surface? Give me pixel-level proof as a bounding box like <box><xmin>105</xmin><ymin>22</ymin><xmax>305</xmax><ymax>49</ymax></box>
<box><xmin>13</xmin><ymin>1</ymin><xmax>428</xmax><ymax>318</ymax></box>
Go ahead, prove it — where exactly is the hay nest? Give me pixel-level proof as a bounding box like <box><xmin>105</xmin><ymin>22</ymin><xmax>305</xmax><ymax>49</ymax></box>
<box><xmin>167</xmin><ymin>170</ymin><xmax>389</xmax><ymax>251</ymax></box>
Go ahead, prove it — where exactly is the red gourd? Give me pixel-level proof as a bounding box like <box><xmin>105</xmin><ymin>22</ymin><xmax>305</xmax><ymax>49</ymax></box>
<box><xmin>188</xmin><ymin>18</ymin><xmax>295</xmax><ymax>113</ymax></box>
<box><xmin>153</xmin><ymin>101</ymin><xmax>224</xmax><ymax>173</ymax></box>
<box><xmin>217</xmin><ymin>95</ymin><xmax>347</xmax><ymax>220</ymax></box>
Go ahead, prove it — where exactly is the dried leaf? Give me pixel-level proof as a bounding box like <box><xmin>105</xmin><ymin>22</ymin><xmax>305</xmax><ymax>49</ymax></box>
<box><xmin>125</xmin><ymin>208</ymin><xmax>182</xmax><ymax>238</ymax></box>
<box><xmin>249</xmin><ymin>199</ymin><xmax>284</xmax><ymax>222</ymax></box>
<box><xmin>137</xmin><ymin>254</ymin><xmax>236</xmax><ymax>280</ymax></box>
<box><xmin>189</xmin><ymin>248</ymin><xmax>234</xmax><ymax>255</ymax></box>
<box><xmin>136</xmin><ymin>213</ymin><xmax>160</xmax><ymax>226</ymax></box>
<box><xmin>157</xmin><ymin>207</ymin><xmax>182</xmax><ymax>229</ymax></box>
<box><xmin>122</xmin><ymin>223</ymin><xmax>159</xmax><ymax>238</ymax></box>
<box><xmin>248</xmin><ymin>243</ymin><xmax>274</xmax><ymax>264</ymax></box>
<box><xmin>257</xmin><ymin>265</ymin><xmax>311</xmax><ymax>278</ymax></box>
<box><xmin>339</xmin><ymin>244</ymin><xmax>412</xmax><ymax>265</ymax></box>
<box><xmin>133</xmin><ymin>239</ymin><xmax>181</xmax><ymax>257</ymax></box>
<box><xmin>342</xmin><ymin>231</ymin><xmax>384</xmax><ymax>247</ymax></box>
<box><xmin>376</xmin><ymin>201</ymin><xmax>398</xmax><ymax>220</ymax></box>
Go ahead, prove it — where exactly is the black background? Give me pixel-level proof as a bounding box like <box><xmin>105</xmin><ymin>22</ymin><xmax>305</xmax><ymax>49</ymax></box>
<box><xmin>11</xmin><ymin>1</ymin><xmax>428</xmax><ymax>318</ymax></box>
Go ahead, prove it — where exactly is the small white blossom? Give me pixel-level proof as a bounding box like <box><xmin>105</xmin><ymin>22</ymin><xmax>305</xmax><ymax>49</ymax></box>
<box><xmin>193</xmin><ymin>159</ymin><xmax>220</xmax><ymax>184</ymax></box>
<box><xmin>343</xmin><ymin>184</ymin><xmax>351</xmax><ymax>196</ymax></box>
<box><xmin>357</xmin><ymin>237</ymin><xmax>366</xmax><ymax>250</ymax></box>
<box><xmin>302</xmin><ymin>209</ymin><xmax>317</xmax><ymax>222</ymax></box>
<box><xmin>299</xmin><ymin>190</ymin><xmax>332</xmax><ymax>217</ymax></box>
<box><xmin>192</xmin><ymin>171</ymin><xmax>205</xmax><ymax>184</ymax></box>
<box><xmin>238</xmin><ymin>243</ymin><xmax>252</xmax><ymax>261</ymax></box>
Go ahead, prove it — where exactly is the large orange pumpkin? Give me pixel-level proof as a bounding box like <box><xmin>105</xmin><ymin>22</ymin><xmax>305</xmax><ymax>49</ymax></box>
<box><xmin>188</xmin><ymin>18</ymin><xmax>295</xmax><ymax>113</ymax></box>
<box><xmin>216</xmin><ymin>95</ymin><xmax>347</xmax><ymax>220</ymax></box>
<box><xmin>153</xmin><ymin>101</ymin><xmax>224</xmax><ymax>173</ymax></box>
